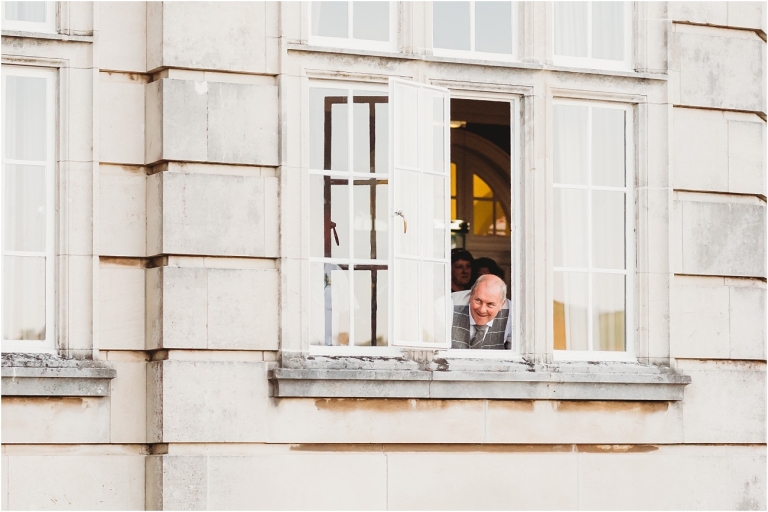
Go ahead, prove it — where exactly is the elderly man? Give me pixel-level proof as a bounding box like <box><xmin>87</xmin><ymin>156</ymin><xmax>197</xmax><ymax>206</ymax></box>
<box><xmin>451</xmin><ymin>274</ymin><xmax>511</xmax><ymax>350</ymax></box>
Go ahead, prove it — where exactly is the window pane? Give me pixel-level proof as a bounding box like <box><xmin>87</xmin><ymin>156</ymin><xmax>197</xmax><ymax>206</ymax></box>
<box><xmin>3</xmin><ymin>256</ymin><xmax>46</xmax><ymax>341</ymax></box>
<box><xmin>553</xmin><ymin>104</ymin><xmax>588</xmax><ymax>185</ymax></box>
<box><xmin>3</xmin><ymin>164</ymin><xmax>46</xmax><ymax>252</ymax></box>
<box><xmin>309</xmin><ymin>263</ymin><xmax>351</xmax><ymax>346</ymax></box>
<box><xmin>353</xmin><ymin>92</ymin><xmax>390</xmax><ymax>174</ymax></box>
<box><xmin>553</xmin><ymin>2</ymin><xmax>588</xmax><ymax>58</ymax></box>
<box><xmin>473</xmin><ymin>199</ymin><xmax>493</xmax><ymax>235</ymax></box>
<box><xmin>353</xmin><ymin>267</ymin><xmax>388</xmax><ymax>346</ymax></box>
<box><xmin>495</xmin><ymin>204</ymin><xmax>509</xmax><ymax>236</ymax></box>
<box><xmin>433</xmin><ymin>1</ymin><xmax>470</xmax><ymax>51</ymax></box>
<box><xmin>450</xmin><ymin>163</ymin><xmax>457</xmax><ymax>195</ymax></box>
<box><xmin>394</xmin><ymin>169</ymin><xmax>419</xmax><ymax>257</ymax></box>
<box><xmin>352</xmin><ymin>1</ymin><xmax>389</xmax><ymax>41</ymax></box>
<box><xmin>309</xmin><ymin>175</ymin><xmax>350</xmax><ymax>259</ymax></box>
<box><xmin>592</xmin><ymin>107</ymin><xmax>626</xmax><ymax>187</ymax></box>
<box><xmin>4</xmin><ymin>1</ymin><xmax>46</xmax><ymax>22</ymax></box>
<box><xmin>553</xmin><ymin>188</ymin><xmax>588</xmax><ymax>268</ymax></box>
<box><xmin>553</xmin><ymin>271</ymin><xmax>588</xmax><ymax>351</ymax></box>
<box><xmin>311</xmin><ymin>1</ymin><xmax>348</xmax><ymax>38</ymax></box>
<box><xmin>394</xmin><ymin>258</ymin><xmax>419</xmax><ymax>342</ymax></box>
<box><xmin>475</xmin><ymin>1</ymin><xmax>513</xmax><ymax>54</ymax></box>
<box><xmin>593</xmin><ymin>273</ymin><xmax>625</xmax><ymax>351</ymax></box>
<box><xmin>421</xmin><ymin>261</ymin><xmax>448</xmax><ymax>345</ymax></box>
<box><xmin>353</xmin><ymin>178</ymin><xmax>388</xmax><ymax>260</ymax></box>
<box><xmin>592</xmin><ymin>2</ymin><xmax>624</xmax><ymax>61</ymax></box>
<box><xmin>4</xmin><ymin>75</ymin><xmax>47</xmax><ymax>161</ymax></box>
<box><xmin>394</xmin><ymin>83</ymin><xmax>418</xmax><ymax>168</ymax></box>
<box><xmin>422</xmin><ymin>174</ymin><xmax>447</xmax><ymax>260</ymax></box>
<box><xmin>592</xmin><ymin>190</ymin><xmax>625</xmax><ymax>270</ymax></box>
<box><xmin>309</xmin><ymin>89</ymin><xmax>348</xmax><ymax>172</ymax></box>
<box><xmin>473</xmin><ymin>174</ymin><xmax>492</xmax><ymax>199</ymax></box>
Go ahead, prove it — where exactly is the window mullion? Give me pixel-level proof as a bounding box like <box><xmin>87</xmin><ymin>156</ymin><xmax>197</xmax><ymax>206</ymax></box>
<box><xmin>586</xmin><ymin>106</ymin><xmax>593</xmax><ymax>352</ymax></box>
<box><xmin>347</xmin><ymin>90</ymin><xmax>355</xmax><ymax>348</ymax></box>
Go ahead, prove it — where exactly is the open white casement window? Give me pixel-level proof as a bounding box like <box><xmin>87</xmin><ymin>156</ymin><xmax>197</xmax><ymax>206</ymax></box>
<box><xmin>1</xmin><ymin>1</ymin><xmax>56</xmax><ymax>34</ymax></box>
<box><xmin>1</xmin><ymin>66</ymin><xmax>57</xmax><ymax>353</ymax></box>
<box><xmin>307</xmin><ymin>79</ymin><xmax>450</xmax><ymax>352</ymax></box>
<box><xmin>310</xmin><ymin>1</ymin><xmax>396</xmax><ymax>53</ymax></box>
<box><xmin>432</xmin><ymin>1</ymin><xmax>518</xmax><ymax>61</ymax></box>
<box><xmin>552</xmin><ymin>1</ymin><xmax>632</xmax><ymax>71</ymax></box>
<box><xmin>552</xmin><ymin>99</ymin><xmax>635</xmax><ymax>362</ymax></box>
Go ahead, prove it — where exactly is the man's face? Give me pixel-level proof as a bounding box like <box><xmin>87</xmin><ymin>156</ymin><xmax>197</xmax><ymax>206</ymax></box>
<box><xmin>469</xmin><ymin>279</ymin><xmax>503</xmax><ymax>326</ymax></box>
<box><xmin>451</xmin><ymin>259</ymin><xmax>472</xmax><ymax>288</ymax></box>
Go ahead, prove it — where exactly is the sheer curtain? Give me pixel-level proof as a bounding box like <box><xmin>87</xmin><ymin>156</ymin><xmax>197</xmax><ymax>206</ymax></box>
<box><xmin>554</xmin><ymin>2</ymin><xmax>588</xmax><ymax>58</ymax></box>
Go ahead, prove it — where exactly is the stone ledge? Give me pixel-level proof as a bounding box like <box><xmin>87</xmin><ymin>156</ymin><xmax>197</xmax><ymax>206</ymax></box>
<box><xmin>271</xmin><ymin>363</ymin><xmax>691</xmax><ymax>401</ymax></box>
<box><xmin>1</xmin><ymin>353</ymin><xmax>116</xmax><ymax>397</ymax></box>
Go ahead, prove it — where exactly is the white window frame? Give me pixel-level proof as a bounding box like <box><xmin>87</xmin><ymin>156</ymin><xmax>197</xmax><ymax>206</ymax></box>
<box><xmin>1</xmin><ymin>1</ymin><xmax>56</xmax><ymax>34</ymax></box>
<box><xmin>551</xmin><ymin>1</ymin><xmax>633</xmax><ymax>72</ymax></box>
<box><xmin>432</xmin><ymin>1</ymin><xmax>519</xmax><ymax>63</ymax></box>
<box><xmin>309</xmin><ymin>1</ymin><xmax>397</xmax><ymax>53</ymax></box>
<box><xmin>550</xmin><ymin>98</ymin><xmax>635</xmax><ymax>363</ymax></box>
<box><xmin>1</xmin><ymin>65</ymin><xmax>57</xmax><ymax>353</ymax></box>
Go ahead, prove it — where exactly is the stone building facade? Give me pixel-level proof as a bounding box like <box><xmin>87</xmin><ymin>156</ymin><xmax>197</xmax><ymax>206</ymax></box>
<box><xmin>1</xmin><ymin>1</ymin><xmax>765</xmax><ymax>509</ymax></box>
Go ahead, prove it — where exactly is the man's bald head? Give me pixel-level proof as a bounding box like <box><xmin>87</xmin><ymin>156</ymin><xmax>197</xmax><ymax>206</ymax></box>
<box><xmin>468</xmin><ymin>275</ymin><xmax>507</xmax><ymax>326</ymax></box>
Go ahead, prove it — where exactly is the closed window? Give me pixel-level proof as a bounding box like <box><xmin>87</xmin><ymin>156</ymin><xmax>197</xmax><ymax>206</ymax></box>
<box><xmin>433</xmin><ymin>1</ymin><xmax>518</xmax><ymax>60</ymax></box>
<box><xmin>1</xmin><ymin>1</ymin><xmax>56</xmax><ymax>34</ymax></box>
<box><xmin>552</xmin><ymin>100</ymin><xmax>634</xmax><ymax>361</ymax></box>
<box><xmin>553</xmin><ymin>1</ymin><xmax>631</xmax><ymax>70</ymax></box>
<box><xmin>2</xmin><ymin>66</ymin><xmax>56</xmax><ymax>352</ymax></box>
<box><xmin>310</xmin><ymin>1</ymin><xmax>395</xmax><ymax>52</ymax></box>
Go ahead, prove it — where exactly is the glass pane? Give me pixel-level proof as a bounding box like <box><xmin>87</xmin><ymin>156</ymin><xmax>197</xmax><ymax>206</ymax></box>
<box><xmin>553</xmin><ymin>104</ymin><xmax>588</xmax><ymax>185</ymax></box>
<box><xmin>553</xmin><ymin>188</ymin><xmax>588</xmax><ymax>268</ymax></box>
<box><xmin>394</xmin><ymin>258</ymin><xmax>419</xmax><ymax>343</ymax></box>
<box><xmin>353</xmin><ymin>178</ymin><xmax>388</xmax><ymax>260</ymax></box>
<box><xmin>450</xmin><ymin>163</ymin><xmax>457</xmax><ymax>195</ymax></box>
<box><xmin>3</xmin><ymin>256</ymin><xmax>45</xmax><ymax>341</ymax></box>
<box><xmin>473</xmin><ymin>174</ymin><xmax>492</xmax><ymax>199</ymax></box>
<box><xmin>353</xmin><ymin>1</ymin><xmax>389</xmax><ymax>41</ymax></box>
<box><xmin>593</xmin><ymin>273</ymin><xmax>625</xmax><ymax>351</ymax></box>
<box><xmin>592</xmin><ymin>107</ymin><xmax>625</xmax><ymax>187</ymax></box>
<box><xmin>421</xmin><ymin>262</ymin><xmax>448</xmax><ymax>345</ymax></box>
<box><xmin>592</xmin><ymin>2</ymin><xmax>624</xmax><ymax>61</ymax></box>
<box><xmin>451</xmin><ymin>199</ymin><xmax>457</xmax><ymax>220</ymax></box>
<box><xmin>309</xmin><ymin>263</ymin><xmax>351</xmax><ymax>346</ymax></box>
<box><xmin>309</xmin><ymin>88</ymin><xmax>348</xmax><ymax>172</ymax></box>
<box><xmin>311</xmin><ymin>1</ymin><xmax>348</xmax><ymax>38</ymax></box>
<box><xmin>394</xmin><ymin>170</ymin><xmax>419</xmax><ymax>257</ymax></box>
<box><xmin>353</xmin><ymin>267</ymin><xmax>389</xmax><ymax>346</ymax></box>
<box><xmin>428</xmin><ymin>92</ymin><xmax>446</xmax><ymax>174</ymax></box>
<box><xmin>433</xmin><ymin>1</ymin><xmax>470</xmax><ymax>51</ymax></box>
<box><xmin>3</xmin><ymin>164</ymin><xmax>46</xmax><ymax>252</ymax></box>
<box><xmin>473</xmin><ymin>199</ymin><xmax>493</xmax><ymax>235</ymax></box>
<box><xmin>4</xmin><ymin>75</ymin><xmax>47</xmax><ymax>161</ymax></box>
<box><xmin>475</xmin><ymin>1</ymin><xmax>513</xmax><ymax>54</ymax></box>
<box><xmin>309</xmin><ymin>174</ymin><xmax>350</xmax><ymax>258</ymax></box>
<box><xmin>495</xmin><ymin>204</ymin><xmax>509</xmax><ymax>236</ymax></box>
<box><xmin>395</xmin><ymin>83</ymin><xmax>418</xmax><ymax>168</ymax></box>
<box><xmin>353</xmin><ymin>91</ymin><xmax>389</xmax><ymax>174</ymax></box>
<box><xmin>552</xmin><ymin>271</ymin><xmax>588</xmax><ymax>351</ymax></box>
<box><xmin>422</xmin><ymin>174</ymin><xmax>447</xmax><ymax>260</ymax></box>
<box><xmin>592</xmin><ymin>190</ymin><xmax>625</xmax><ymax>270</ymax></box>
<box><xmin>553</xmin><ymin>2</ymin><xmax>588</xmax><ymax>58</ymax></box>
<box><xmin>4</xmin><ymin>1</ymin><xmax>46</xmax><ymax>22</ymax></box>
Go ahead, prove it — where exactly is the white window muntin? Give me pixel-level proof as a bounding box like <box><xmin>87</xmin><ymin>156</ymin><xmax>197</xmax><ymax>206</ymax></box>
<box><xmin>432</xmin><ymin>1</ymin><xmax>519</xmax><ymax>63</ymax></box>
<box><xmin>1</xmin><ymin>65</ymin><xmax>57</xmax><ymax>353</ymax></box>
<box><xmin>1</xmin><ymin>1</ymin><xmax>56</xmax><ymax>34</ymax></box>
<box><xmin>551</xmin><ymin>1</ymin><xmax>633</xmax><ymax>72</ymax></box>
<box><xmin>309</xmin><ymin>1</ymin><xmax>397</xmax><ymax>53</ymax></box>
<box><xmin>551</xmin><ymin>98</ymin><xmax>635</xmax><ymax>362</ymax></box>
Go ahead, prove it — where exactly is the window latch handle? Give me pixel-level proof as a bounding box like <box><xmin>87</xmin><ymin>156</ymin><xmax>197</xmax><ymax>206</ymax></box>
<box><xmin>394</xmin><ymin>210</ymin><xmax>407</xmax><ymax>234</ymax></box>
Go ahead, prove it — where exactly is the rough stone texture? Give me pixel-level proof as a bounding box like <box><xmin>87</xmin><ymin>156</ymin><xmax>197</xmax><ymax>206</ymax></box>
<box><xmin>727</xmin><ymin>2</ymin><xmax>767</xmax><ymax>33</ymax></box>
<box><xmin>146</xmin><ymin>455</ymin><xmax>207</xmax><ymax>511</ymax></box>
<box><xmin>669</xmin><ymin>2</ymin><xmax>728</xmax><ymax>25</ymax></box>
<box><xmin>678</xmin><ymin>359</ymin><xmax>766</xmax><ymax>443</ymax></box>
<box><xmin>99</xmin><ymin>165</ymin><xmax>146</xmax><ymax>257</ymax></box>
<box><xmin>675</xmin><ymin>200</ymin><xmax>766</xmax><ymax>277</ymax></box>
<box><xmin>729</xmin><ymin>284</ymin><xmax>767</xmax><ymax>360</ymax></box>
<box><xmin>673</xmin><ymin>31</ymin><xmax>765</xmax><ymax>114</ymax></box>
<box><xmin>98</xmin><ymin>1</ymin><xmax>146</xmax><ymax>72</ymax></box>
<box><xmin>2</xmin><ymin>396</ymin><xmax>110</xmax><ymax>443</ymax></box>
<box><xmin>7</xmin><ymin>455</ymin><xmax>145</xmax><ymax>510</ymax></box>
<box><xmin>144</xmin><ymin>79</ymin><xmax>278</xmax><ymax>166</ymax></box>
<box><xmin>100</xmin><ymin>265</ymin><xmax>145</xmax><ymax>350</ymax></box>
<box><xmin>728</xmin><ymin>119</ymin><xmax>767</xmax><ymax>196</ymax></box>
<box><xmin>147</xmin><ymin>360</ymin><xmax>268</xmax><ymax>443</ymax></box>
<box><xmin>99</xmin><ymin>77</ymin><xmax>145</xmax><ymax>165</ymax></box>
<box><xmin>146</xmin><ymin>171</ymin><xmax>279</xmax><ymax>258</ymax></box>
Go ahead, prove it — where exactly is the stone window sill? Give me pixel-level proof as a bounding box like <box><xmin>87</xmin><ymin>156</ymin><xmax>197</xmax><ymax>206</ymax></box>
<box><xmin>271</xmin><ymin>358</ymin><xmax>691</xmax><ymax>401</ymax></box>
<box><xmin>1</xmin><ymin>353</ymin><xmax>116</xmax><ymax>397</ymax></box>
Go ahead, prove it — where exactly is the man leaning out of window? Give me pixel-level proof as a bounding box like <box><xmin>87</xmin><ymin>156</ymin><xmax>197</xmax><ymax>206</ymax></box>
<box><xmin>451</xmin><ymin>275</ymin><xmax>511</xmax><ymax>350</ymax></box>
